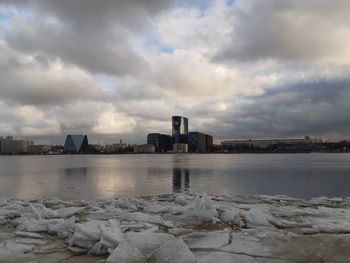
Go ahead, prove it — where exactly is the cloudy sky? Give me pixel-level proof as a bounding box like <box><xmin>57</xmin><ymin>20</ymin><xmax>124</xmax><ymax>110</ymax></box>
<box><xmin>0</xmin><ymin>0</ymin><xmax>350</xmax><ymax>144</ymax></box>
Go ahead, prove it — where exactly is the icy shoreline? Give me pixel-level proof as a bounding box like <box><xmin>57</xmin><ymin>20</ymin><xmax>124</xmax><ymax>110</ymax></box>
<box><xmin>1</xmin><ymin>194</ymin><xmax>350</xmax><ymax>263</ymax></box>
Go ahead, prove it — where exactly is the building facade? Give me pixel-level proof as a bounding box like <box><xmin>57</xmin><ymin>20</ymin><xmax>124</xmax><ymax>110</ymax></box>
<box><xmin>221</xmin><ymin>138</ymin><xmax>309</xmax><ymax>152</ymax></box>
<box><xmin>147</xmin><ymin>133</ymin><xmax>172</xmax><ymax>153</ymax></box>
<box><xmin>172</xmin><ymin>116</ymin><xmax>189</xmax><ymax>144</ymax></box>
<box><xmin>133</xmin><ymin>144</ymin><xmax>155</xmax><ymax>153</ymax></box>
<box><xmin>188</xmin><ymin>132</ymin><xmax>213</xmax><ymax>153</ymax></box>
<box><xmin>63</xmin><ymin>135</ymin><xmax>89</xmax><ymax>154</ymax></box>
<box><xmin>173</xmin><ymin>143</ymin><xmax>188</xmax><ymax>153</ymax></box>
<box><xmin>0</xmin><ymin>137</ymin><xmax>33</xmax><ymax>154</ymax></box>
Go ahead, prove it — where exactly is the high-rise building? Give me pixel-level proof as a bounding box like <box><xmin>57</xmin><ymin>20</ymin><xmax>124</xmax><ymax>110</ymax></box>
<box><xmin>147</xmin><ymin>133</ymin><xmax>172</xmax><ymax>153</ymax></box>
<box><xmin>172</xmin><ymin>116</ymin><xmax>189</xmax><ymax>144</ymax></box>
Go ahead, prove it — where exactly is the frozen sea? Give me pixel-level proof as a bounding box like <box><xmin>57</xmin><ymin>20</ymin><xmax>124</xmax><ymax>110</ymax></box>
<box><xmin>0</xmin><ymin>153</ymin><xmax>349</xmax><ymax>200</ymax></box>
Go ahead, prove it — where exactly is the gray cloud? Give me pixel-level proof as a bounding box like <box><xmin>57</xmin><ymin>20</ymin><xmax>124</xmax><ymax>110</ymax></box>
<box><xmin>206</xmin><ymin>80</ymin><xmax>350</xmax><ymax>140</ymax></box>
<box><xmin>214</xmin><ymin>0</ymin><xmax>350</xmax><ymax>62</ymax></box>
<box><xmin>1</xmin><ymin>0</ymin><xmax>350</xmax><ymax>142</ymax></box>
<box><xmin>2</xmin><ymin>0</ymin><xmax>174</xmax><ymax>76</ymax></box>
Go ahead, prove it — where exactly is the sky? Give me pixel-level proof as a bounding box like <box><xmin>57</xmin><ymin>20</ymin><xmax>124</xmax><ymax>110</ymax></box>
<box><xmin>0</xmin><ymin>0</ymin><xmax>350</xmax><ymax>144</ymax></box>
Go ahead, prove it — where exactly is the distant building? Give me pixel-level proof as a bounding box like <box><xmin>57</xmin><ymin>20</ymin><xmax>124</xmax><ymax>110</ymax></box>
<box><xmin>63</xmin><ymin>135</ymin><xmax>89</xmax><ymax>154</ymax></box>
<box><xmin>133</xmin><ymin>144</ymin><xmax>155</xmax><ymax>153</ymax></box>
<box><xmin>147</xmin><ymin>133</ymin><xmax>172</xmax><ymax>153</ymax></box>
<box><xmin>0</xmin><ymin>137</ymin><xmax>33</xmax><ymax>154</ymax></box>
<box><xmin>173</xmin><ymin>143</ymin><xmax>188</xmax><ymax>153</ymax></box>
<box><xmin>188</xmin><ymin>132</ymin><xmax>213</xmax><ymax>153</ymax></box>
<box><xmin>172</xmin><ymin>116</ymin><xmax>189</xmax><ymax>144</ymax></box>
<box><xmin>221</xmin><ymin>138</ymin><xmax>309</xmax><ymax>152</ymax></box>
<box><xmin>28</xmin><ymin>145</ymin><xmax>52</xmax><ymax>154</ymax></box>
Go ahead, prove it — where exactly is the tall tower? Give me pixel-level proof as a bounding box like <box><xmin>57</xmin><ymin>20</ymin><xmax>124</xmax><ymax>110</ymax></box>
<box><xmin>172</xmin><ymin>116</ymin><xmax>189</xmax><ymax>144</ymax></box>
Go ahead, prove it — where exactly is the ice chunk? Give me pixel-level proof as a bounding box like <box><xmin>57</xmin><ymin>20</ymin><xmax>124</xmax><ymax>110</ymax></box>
<box><xmin>69</xmin><ymin>220</ymin><xmax>104</xmax><ymax>249</ymax></box>
<box><xmin>174</xmin><ymin>195</ymin><xmax>188</xmax><ymax>206</ymax></box>
<box><xmin>243</xmin><ymin>208</ymin><xmax>274</xmax><ymax>228</ymax></box>
<box><xmin>54</xmin><ymin>206</ymin><xmax>86</xmax><ymax>218</ymax></box>
<box><xmin>183</xmin><ymin>231</ymin><xmax>230</xmax><ymax>250</ymax></box>
<box><xmin>196</xmin><ymin>251</ymin><xmax>255</xmax><ymax>263</ymax></box>
<box><xmin>186</xmin><ymin>193</ymin><xmax>218</xmax><ymax>222</ymax></box>
<box><xmin>143</xmin><ymin>203</ymin><xmax>169</xmax><ymax>214</ymax></box>
<box><xmin>24</xmin><ymin>218</ymin><xmax>64</xmax><ymax>232</ymax></box>
<box><xmin>14</xmin><ymin>231</ymin><xmax>46</xmax><ymax>239</ymax></box>
<box><xmin>123</xmin><ymin>212</ymin><xmax>163</xmax><ymax>225</ymax></box>
<box><xmin>219</xmin><ymin>207</ymin><xmax>240</xmax><ymax>224</ymax></box>
<box><xmin>114</xmin><ymin>198</ymin><xmax>138</xmax><ymax>210</ymax></box>
<box><xmin>106</xmin><ymin>240</ymin><xmax>146</xmax><ymax>263</ymax></box>
<box><xmin>150</xmin><ymin>238</ymin><xmax>195</xmax><ymax>263</ymax></box>
<box><xmin>47</xmin><ymin>216</ymin><xmax>76</xmax><ymax>238</ymax></box>
<box><xmin>126</xmin><ymin>232</ymin><xmax>173</xmax><ymax>256</ymax></box>
<box><xmin>100</xmin><ymin>224</ymin><xmax>125</xmax><ymax>249</ymax></box>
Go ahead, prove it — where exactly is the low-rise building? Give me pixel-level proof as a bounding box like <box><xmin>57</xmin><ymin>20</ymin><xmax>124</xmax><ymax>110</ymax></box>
<box><xmin>173</xmin><ymin>143</ymin><xmax>188</xmax><ymax>153</ymax></box>
<box><xmin>221</xmin><ymin>138</ymin><xmax>310</xmax><ymax>152</ymax></box>
<box><xmin>133</xmin><ymin>144</ymin><xmax>155</xmax><ymax>153</ymax></box>
<box><xmin>28</xmin><ymin>145</ymin><xmax>52</xmax><ymax>154</ymax></box>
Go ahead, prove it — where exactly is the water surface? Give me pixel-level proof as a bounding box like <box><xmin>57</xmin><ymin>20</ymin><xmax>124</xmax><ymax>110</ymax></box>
<box><xmin>0</xmin><ymin>153</ymin><xmax>349</xmax><ymax>200</ymax></box>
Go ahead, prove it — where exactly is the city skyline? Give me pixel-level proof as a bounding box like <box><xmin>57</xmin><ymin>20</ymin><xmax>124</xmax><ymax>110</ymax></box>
<box><xmin>0</xmin><ymin>1</ymin><xmax>350</xmax><ymax>144</ymax></box>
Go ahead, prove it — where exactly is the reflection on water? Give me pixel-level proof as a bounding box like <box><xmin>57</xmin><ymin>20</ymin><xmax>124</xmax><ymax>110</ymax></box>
<box><xmin>172</xmin><ymin>168</ymin><xmax>190</xmax><ymax>193</ymax></box>
<box><xmin>64</xmin><ymin>167</ymin><xmax>88</xmax><ymax>177</ymax></box>
<box><xmin>0</xmin><ymin>154</ymin><xmax>350</xmax><ymax>200</ymax></box>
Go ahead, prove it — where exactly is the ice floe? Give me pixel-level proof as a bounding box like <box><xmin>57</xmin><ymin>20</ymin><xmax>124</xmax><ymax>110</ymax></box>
<box><xmin>0</xmin><ymin>193</ymin><xmax>350</xmax><ymax>262</ymax></box>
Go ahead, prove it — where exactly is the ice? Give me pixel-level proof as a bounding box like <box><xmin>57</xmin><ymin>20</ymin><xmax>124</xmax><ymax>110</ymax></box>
<box><xmin>126</xmin><ymin>232</ymin><xmax>174</xmax><ymax>256</ymax></box>
<box><xmin>122</xmin><ymin>212</ymin><xmax>163</xmax><ymax>225</ymax></box>
<box><xmin>0</xmin><ymin>242</ymin><xmax>36</xmax><ymax>263</ymax></box>
<box><xmin>100</xmin><ymin>224</ymin><xmax>125</xmax><ymax>249</ymax></box>
<box><xmin>54</xmin><ymin>206</ymin><xmax>86</xmax><ymax>218</ymax></box>
<box><xmin>219</xmin><ymin>207</ymin><xmax>240</xmax><ymax>224</ymax></box>
<box><xmin>186</xmin><ymin>193</ymin><xmax>218</xmax><ymax>222</ymax></box>
<box><xmin>14</xmin><ymin>231</ymin><xmax>46</xmax><ymax>239</ymax></box>
<box><xmin>242</xmin><ymin>208</ymin><xmax>274</xmax><ymax>229</ymax></box>
<box><xmin>1</xmin><ymin>194</ymin><xmax>350</xmax><ymax>261</ymax></box>
<box><xmin>150</xmin><ymin>238</ymin><xmax>196</xmax><ymax>263</ymax></box>
<box><xmin>106</xmin><ymin>240</ymin><xmax>146</xmax><ymax>263</ymax></box>
<box><xmin>47</xmin><ymin>216</ymin><xmax>76</xmax><ymax>238</ymax></box>
<box><xmin>174</xmin><ymin>195</ymin><xmax>189</xmax><ymax>206</ymax></box>
<box><xmin>23</xmin><ymin>218</ymin><xmax>65</xmax><ymax>232</ymax></box>
<box><xmin>183</xmin><ymin>231</ymin><xmax>230</xmax><ymax>250</ymax></box>
<box><xmin>196</xmin><ymin>252</ymin><xmax>256</xmax><ymax>263</ymax></box>
<box><xmin>220</xmin><ymin>232</ymin><xmax>272</xmax><ymax>257</ymax></box>
<box><xmin>114</xmin><ymin>198</ymin><xmax>138</xmax><ymax>210</ymax></box>
<box><xmin>143</xmin><ymin>203</ymin><xmax>169</xmax><ymax>214</ymax></box>
<box><xmin>69</xmin><ymin>220</ymin><xmax>104</xmax><ymax>249</ymax></box>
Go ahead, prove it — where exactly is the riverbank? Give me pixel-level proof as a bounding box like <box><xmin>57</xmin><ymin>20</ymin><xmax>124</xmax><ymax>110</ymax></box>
<box><xmin>1</xmin><ymin>193</ymin><xmax>350</xmax><ymax>262</ymax></box>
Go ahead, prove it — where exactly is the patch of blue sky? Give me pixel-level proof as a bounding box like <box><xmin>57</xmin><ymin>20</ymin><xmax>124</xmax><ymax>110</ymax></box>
<box><xmin>176</xmin><ymin>0</ymin><xmax>210</xmax><ymax>10</ymax></box>
<box><xmin>144</xmin><ymin>31</ymin><xmax>174</xmax><ymax>54</ymax></box>
<box><xmin>225</xmin><ymin>0</ymin><xmax>236</xmax><ymax>6</ymax></box>
<box><xmin>93</xmin><ymin>75</ymin><xmax>117</xmax><ymax>94</ymax></box>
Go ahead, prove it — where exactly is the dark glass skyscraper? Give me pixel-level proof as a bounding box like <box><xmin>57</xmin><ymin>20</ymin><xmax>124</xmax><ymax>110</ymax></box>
<box><xmin>172</xmin><ymin>116</ymin><xmax>189</xmax><ymax>144</ymax></box>
<box><xmin>147</xmin><ymin>133</ymin><xmax>172</xmax><ymax>152</ymax></box>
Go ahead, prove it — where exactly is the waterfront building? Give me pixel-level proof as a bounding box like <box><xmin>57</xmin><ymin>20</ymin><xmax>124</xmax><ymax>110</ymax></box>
<box><xmin>221</xmin><ymin>138</ymin><xmax>309</xmax><ymax>152</ymax></box>
<box><xmin>0</xmin><ymin>137</ymin><xmax>33</xmax><ymax>154</ymax></box>
<box><xmin>173</xmin><ymin>143</ymin><xmax>188</xmax><ymax>153</ymax></box>
<box><xmin>172</xmin><ymin>116</ymin><xmax>189</xmax><ymax>144</ymax></box>
<box><xmin>188</xmin><ymin>132</ymin><xmax>213</xmax><ymax>153</ymax></box>
<box><xmin>63</xmin><ymin>135</ymin><xmax>89</xmax><ymax>154</ymax></box>
<box><xmin>147</xmin><ymin>133</ymin><xmax>172</xmax><ymax>153</ymax></box>
<box><xmin>133</xmin><ymin>144</ymin><xmax>155</xmax><ymax>153</ymax></box>
<box><xmin>28</xmin><ymin>145</ymin><xmax>52</xmax><ymax>154</ymax></box>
